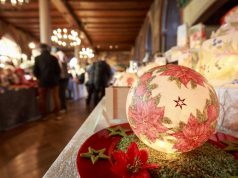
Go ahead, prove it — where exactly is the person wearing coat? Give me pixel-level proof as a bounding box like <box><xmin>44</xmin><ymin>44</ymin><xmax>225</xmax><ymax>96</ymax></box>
<box><xmin>33</xmin><ymin>44</ymin><xmax>61</xmax><ymax>118</ymax></box>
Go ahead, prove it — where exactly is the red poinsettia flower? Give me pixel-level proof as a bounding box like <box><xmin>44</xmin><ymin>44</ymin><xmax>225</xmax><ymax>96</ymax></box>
<box><xmin>128</xmin><ymin>99</ymin><xmax>167</xmax><ymax>142</ymax></box>
<box><xmin>172</xmin><ymin>109</ymin><xmax>216</xmax><ymax>152</ymax></box>
<box><xmin>159</xmin><ymin>65</ymin><xmax>205</xmax><ymax>87</ymax></box>
<box><xmin>111</xmin><ymin>142</ymin><xmax>158</xmax><ymax>178</ymax></box>
<box><xmin>206</xmin><ymin>104</ymin><xmax>218</xmax><ymax>125</ymax></box>
<box><xmin>135</xmin><ymin>84</ymin><xmax>147</xmax><ymax>96</ymax></box>
<box><xmin>140</xmin><ymin>72</ymin><xmax>152</xmax><ymax>83</ymax></box>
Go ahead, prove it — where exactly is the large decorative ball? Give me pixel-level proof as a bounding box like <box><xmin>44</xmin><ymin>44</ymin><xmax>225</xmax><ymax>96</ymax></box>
<box><xmin>126</xmin><ymin>64</ymin><xmax>219</xmax><ymax>153</ymax></box>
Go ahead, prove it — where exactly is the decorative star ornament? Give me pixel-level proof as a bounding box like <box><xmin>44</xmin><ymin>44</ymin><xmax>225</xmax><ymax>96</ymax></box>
<box><xmin>107</xmin><ymin>126</ymin><xmax>131</xmax><ymax>137</ymax></box>
<box><xmin>80</xmin><ymin>147</ymin><xmax>109</xmax><ymax>164</ymax></box>
<box><xmin>174</xmin><ymin>96</ymin><xmax>187</xmax><ymax>110</ymax></box>
<box><xmin>221</xmin><ymin>140</ymin><xmax>238</xmax><ymax>151</ymax></box>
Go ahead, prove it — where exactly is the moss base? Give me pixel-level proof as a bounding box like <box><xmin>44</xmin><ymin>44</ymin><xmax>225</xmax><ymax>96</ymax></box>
<box><xmin>117</xmin><ymin>134</ymin><xmax>238</xmax><ymax>178</ymax></box>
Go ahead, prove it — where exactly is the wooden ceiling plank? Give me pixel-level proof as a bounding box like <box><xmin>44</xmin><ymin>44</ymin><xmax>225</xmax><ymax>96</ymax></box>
<box><xmin>86</xmin><ymin>28</ymin><xmax>139</xmax><ymax>32</ymax></box>
<box><xmin>0</xmin><ymin>1</ymin><xmax>39</xmax><ymax>10</ymax></box>
<box><xmin>85</xmin><ymin>24</ymin><xmax>141</xmax><ymax>28</ymax></box>
<box><xmin>76</xmin><ymin>10</ymin><xmax>147</xmax><ymax>17</ymax></box>
<box><xmin>85</xmin><ymin>26</ymin><xmax>140</xmax><ymax>30</ymax></box>
<box><xmin>81</xmin><ymin>17</ymin><xmax>143</xmax><ymax>23</ymax></box>
<box><xmin>69</xmin><ymin>1</ymin><xmax>152</xmax><ymax>10</ymax></box>
<box><xmin>69</xmin><ymin>0</ymin><xmax>151</xmax><ymax>2</ymax></box>
<box><xmin>50</xmin><ymin>0</ymin><xmax>76</xmax><ymax>27</ymax></box>
<box><xmin>0</xmin><ymin>10</ymin><xmax>61</xmax><ymax>18</ymax></box>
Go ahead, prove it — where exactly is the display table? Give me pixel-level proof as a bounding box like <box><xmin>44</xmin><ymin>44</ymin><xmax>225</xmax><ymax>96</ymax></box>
<box><xmin>0</xmin><ymin>87</ymin><xmax>40</xmax><ymax>131</ymax></box>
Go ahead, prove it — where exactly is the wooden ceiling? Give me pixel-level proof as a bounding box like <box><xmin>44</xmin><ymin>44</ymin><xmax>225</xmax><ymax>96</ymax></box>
<box><xmin>0</xmin><ymin>0</ymin><xmax>154</xmax><ymax>53</ymax></box>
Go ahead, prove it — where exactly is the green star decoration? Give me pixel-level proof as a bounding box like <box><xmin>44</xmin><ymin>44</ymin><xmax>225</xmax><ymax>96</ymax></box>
<box><xmin>107</xmin><ymin>126</ymin><xmax>131</xmax><ymax>137</ymax></box>
<box><xmin>80</xmin><ymin>147</ymin><xmax>109</xmax><ymax>164</ymax></box>
<box><xmin>221</xmin><ymin>140</ymin><xmax>238</xmax><ymax>151</ymax></box>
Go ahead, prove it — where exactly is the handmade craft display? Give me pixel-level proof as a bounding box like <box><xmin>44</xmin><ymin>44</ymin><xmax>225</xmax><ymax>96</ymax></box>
<box><xmin>198</xmin><ymin>32</ymin><xmax>238</xmax><ymax>86</ymax></box>
<box><xmin>77</xmin><ymin>65</ymin><xmax>237</xmax><ymax>178</ymax></box>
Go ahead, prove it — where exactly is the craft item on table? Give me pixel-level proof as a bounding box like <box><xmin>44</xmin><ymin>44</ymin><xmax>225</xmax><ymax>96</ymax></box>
<box><xmin>221</xmin><ymin>5</ymin><xmax>238</xmax><ymax>24</ymax></box>
<box><xmin>177</xmin><ymin>24</ymin><xmax>189</xmax><ymax>47</ymax></box>
<box><xmin>198</xmin><ymin>32</ymin><xmax>238</xmax><ymax>86</ymax></box>
<box><xmin>211</xmin><ymin>23</ymin><xmax>238</xmax><ymax>38</ymax></box>
<box><xmin>178</xmin><ymin>48</ymin><xmax>199</xmax><ymax>69</ymax></box>
<box><xmin>113</xmin><ymin>72</ymin><xmax>137</xmax><ymax>87</ymax></box>
<box><xmin>189</xmin><ymin>23</ymin><xmax>206</xmax><ymax>49</ymax></box>
<box><xmin>164</xmin><ymin>46</ymin><xmax>191</xmax><ymax>64</ymax></box>
<box><xmin>80</xmin><ymin>147</ymin><xmax>109</xmax><ymax>164</ymax></box>
<box><xmin>222</xmin><ymin>140</ymin><xmax>238</xmax><ymax>152</ymax></box>
<box><xmin>104</xmin><ymin>87</ymin><xmax>130</xmax><ymax>121</ymax></box>
<box><xmin>107</xmin><ymin>126</ymin><xmax>131</xmax><ymax>137</ymax></box>
<box><xmin>154</xmin><ymin>56</ymin><xmax>166</xmax><ymax>66</ymax></box>
<box><xmin>126</xmin><ymin>64</ymin><xmax>219</xmax><ymax>153</ymax></box>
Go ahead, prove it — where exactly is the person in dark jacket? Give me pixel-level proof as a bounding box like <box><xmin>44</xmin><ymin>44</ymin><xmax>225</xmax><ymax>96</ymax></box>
<box><xmin>54</xmin><ymin>49</ymin><xmax>69</xmax><ymax>112</ymax></box>
<box><xmin>93</xmin><ymin>59</ymin><xmax>112</xmax><ymax>106</ymax></box>
<box><xmin>33</xmin><ymin>44</ymin><xmax>61</xmax><ymax>118</ymax></box>
<box><xmin>85</xmin><ymin>62</ymin><xmax>95</xmax><ymax>106</ymax></box>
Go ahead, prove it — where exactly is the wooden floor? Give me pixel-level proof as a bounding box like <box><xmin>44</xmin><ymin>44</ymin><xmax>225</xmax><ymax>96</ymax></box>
<box><xmin>0</xmin><ymin>99</ymin><xmax>93</xmax><ymax>178</ymax></box>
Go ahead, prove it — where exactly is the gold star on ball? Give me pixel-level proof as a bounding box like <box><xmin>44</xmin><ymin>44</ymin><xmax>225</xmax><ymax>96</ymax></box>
<box><xmin>107</xmin><ymin>126</ymin><xmax>131</xmax><ymax>137</ymax></box>
<box><xmin>174</xmin><ymin>96</ymin><xmax>187</xmax><ymax>110</ymax></box>
<box><xmin>80</xmin><ymin>147</ymin><xmax>109</xmax><ymax>164</ymax></box>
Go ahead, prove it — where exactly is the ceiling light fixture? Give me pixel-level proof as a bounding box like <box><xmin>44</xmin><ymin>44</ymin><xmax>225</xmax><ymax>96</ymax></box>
<box><xmin>51</xmin><ymin>28</ymin><xmax>81</xmax><ymax>48</ymax></box>
<box><xmin>28</xmin><ymin>42</ymin><xmax>36</xmax><ymax>49</ymax></box>
<box><xmin>79</xmin><ymin>47</ymin><xmax>94</xmax><ymax>59</ymax></box>
<box><xmin>0</xmin><ymin>0</ymin><xmax>29</xmax><ymax>5</ymax></box>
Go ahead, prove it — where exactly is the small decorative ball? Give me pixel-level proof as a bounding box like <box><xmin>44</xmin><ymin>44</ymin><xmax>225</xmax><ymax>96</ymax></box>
<box><xmin>126</xmin><ymin>64</ymin><xmax>219</xmax><ymax>153</ymax></box>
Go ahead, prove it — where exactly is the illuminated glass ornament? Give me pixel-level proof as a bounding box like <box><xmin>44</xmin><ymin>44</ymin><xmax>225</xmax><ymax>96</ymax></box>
<box><xmin>126</xmin><ymin>64</ymin><xmax>219</xmax><ymax>153</ymax></box>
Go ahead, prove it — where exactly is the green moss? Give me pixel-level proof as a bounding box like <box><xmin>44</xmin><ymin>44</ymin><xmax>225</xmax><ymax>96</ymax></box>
<box><xmin>117</xmin><ymin>134</ymin><xmax>238</xmax><ymax>178</ymax></box>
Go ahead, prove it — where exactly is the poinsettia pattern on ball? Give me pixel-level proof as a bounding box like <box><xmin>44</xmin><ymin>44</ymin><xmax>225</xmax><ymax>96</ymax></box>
<box><xmin>126</xmin><ymin>64</ymin><xmax>219</xmax><ymax>153</ymax></box>
<box><xmin>159</xmin><ymin>64</ymin><xmax>206</xmax><ymax>88</ymax></box>
<box><xmin>172</xmin><ymin>104</ymin><xmax>218</xmax><ymax>152</ymax></box>
<box><xmin>128</xmin><ymin>99</ymin><xmax>167</xmax><ymax>143</ymax></box>
<box><xmin>111</xmin><ymin>142</ymin><xmax>158</xmax><ymax>178</ymax></box>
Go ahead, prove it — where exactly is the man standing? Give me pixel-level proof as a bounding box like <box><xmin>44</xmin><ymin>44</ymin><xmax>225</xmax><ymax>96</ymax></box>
<box><xmin>33</xmin><ymin>44</ymin><xmax>61</xmax><ymax>119</ymax></box>
<box><xmin>54</xmin><ymin>49</ymin><xmax>69</xmax><ymax>112</ymax></box>
<box><xmin>93</xmin><ymin>59</ymin><xmax>112</xmax><ymax>106</ymax></box>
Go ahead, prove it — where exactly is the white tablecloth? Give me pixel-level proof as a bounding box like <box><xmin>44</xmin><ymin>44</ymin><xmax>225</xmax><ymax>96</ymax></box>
<box><xmin>44</xmin><ymin>85</ymin><xmax>238</xmax><ymax>178</ymax></box>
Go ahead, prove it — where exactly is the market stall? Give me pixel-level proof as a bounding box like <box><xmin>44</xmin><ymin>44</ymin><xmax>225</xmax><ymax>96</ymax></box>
<box><xmin>0</xmin><ymin>87</ymin><xmax>39</xmax><ymax>131</ymax></box>
<box><xmin>0</xmin><ymin>34</ymin><xmax>39</xmax><ymax>130</ymax></box>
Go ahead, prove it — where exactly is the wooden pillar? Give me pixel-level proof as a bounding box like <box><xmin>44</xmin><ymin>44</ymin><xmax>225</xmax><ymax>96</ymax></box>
<box><xmin>39</xmin><ymin>0</ymin><xmax>51</xmax><ymax>45</ymax></box>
